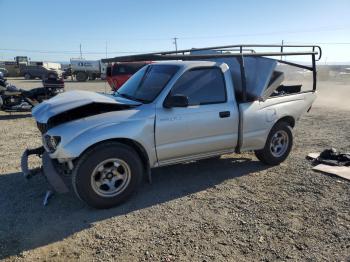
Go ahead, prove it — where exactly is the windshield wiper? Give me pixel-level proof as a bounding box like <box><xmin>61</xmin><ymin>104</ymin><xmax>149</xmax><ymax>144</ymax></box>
<box><xmin>116</xmin><ymin>91</ymin><xmax>147</xmax><ymax>103</ymax></box>
<box><xmin>116</xmin><ymin>92</ymin><xmax>134</xmax><ymax>100</ymax></box>
<box><xmin>138</xmin><ymin>65</ymin><xmax>152</xmax><ymax>89</ymax></box>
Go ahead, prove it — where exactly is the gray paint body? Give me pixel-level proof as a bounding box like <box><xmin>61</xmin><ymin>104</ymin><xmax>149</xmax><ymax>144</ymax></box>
<box><xmin>32</xmin><ymin>61</ymin><xmax>316</xmax><ymax>168</ymax></box>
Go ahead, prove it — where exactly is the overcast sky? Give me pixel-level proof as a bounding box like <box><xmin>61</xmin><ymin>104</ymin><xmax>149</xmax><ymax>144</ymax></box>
<box><xmin>1</xmin><ymin>0</ymin><xmax>350</xmax><ymax>63</ymax></box>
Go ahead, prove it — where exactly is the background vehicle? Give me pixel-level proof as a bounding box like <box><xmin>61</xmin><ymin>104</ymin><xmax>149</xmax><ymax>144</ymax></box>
<box><xmin>106</xmin><ymin>62</ymin><xmax>150</xmax><ymax>91</ymax></box>
<box><xmin>20</xmin><ymin>64</ymin><xmax>63</xmax><ymax>80</ymax></box>
<box><xmin>0</xmin><ymin>68</ymin><xmax>9</xmax><ymax>77</ymax></box>
<box><xmin>70</xmin><ymin>59</ymin><xmax>107</xmax><ymax>81</ymax></box>
<box><xmin>23</xmin><ymin>44</ymin><xmax>321</xmax><ymax>209</ymax></box>
<box><xmin>0</xmin><ymin>56</ymin><xmax>29</xmax><ymax>77</ymax></box>
<box><xmin>0</xmin><ymin>73</ymin><xmax>64</xmax><ymax>112</ymax></box>
<box><xmin>62</xmin><ymin>67</ymin><xmax>72</xmax><ymax>79</ymax></box>
<box><xmin>30</xmin><ymin>61</ymin><xmax>62</xmax><ymax>70</ymax></box>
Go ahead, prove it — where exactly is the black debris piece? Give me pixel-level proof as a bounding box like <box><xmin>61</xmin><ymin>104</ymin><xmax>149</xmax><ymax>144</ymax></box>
<box><xmin>309</xmin><ymin>148</ymin><xmax>350</xmax><ymax>167</ymax></box>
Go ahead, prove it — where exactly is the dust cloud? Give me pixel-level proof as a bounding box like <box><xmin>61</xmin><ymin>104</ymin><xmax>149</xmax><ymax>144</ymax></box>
<box><xmin>314</xmin><ymin>80</ymin><xmax>350</xmax><ymax>111</ymax></box>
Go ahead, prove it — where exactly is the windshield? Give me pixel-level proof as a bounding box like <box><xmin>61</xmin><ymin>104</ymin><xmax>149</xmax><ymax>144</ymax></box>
<box><xmin>115</xmin><ymin>64</ymin><xmax>179</xmax><ymax>103</ymax></box>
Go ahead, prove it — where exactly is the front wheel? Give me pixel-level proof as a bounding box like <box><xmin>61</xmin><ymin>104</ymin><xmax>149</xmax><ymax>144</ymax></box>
<box><xmin>254</xmin><ymin>122</ymin><xmax>293</xmax><ymax>165</ymax></box>
<box><xmin>24</xmin><ymin>73</ymin><xmax>31</xmax><ymax>80</ymax></box>
<box><xmin>72</xmin><ymin>142</ymin><xmax>143</xmax><ymax>209</ymax></box>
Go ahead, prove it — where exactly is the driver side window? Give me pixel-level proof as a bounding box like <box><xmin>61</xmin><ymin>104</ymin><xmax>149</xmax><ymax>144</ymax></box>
<box><xmin>170</xmin><ymin>67</ymin><xmax>226</xmax><ymax>106</ymax></box>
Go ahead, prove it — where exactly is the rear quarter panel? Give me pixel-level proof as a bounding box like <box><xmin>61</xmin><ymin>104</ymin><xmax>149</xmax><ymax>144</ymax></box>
<box><xmin>240</xmin><ymin>92</ymin><xmax>316</xmax><ymax>151</ymax></box>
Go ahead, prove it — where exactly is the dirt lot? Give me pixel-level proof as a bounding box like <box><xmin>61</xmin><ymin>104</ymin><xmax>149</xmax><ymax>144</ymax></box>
<box><xmin>0</xmin><ymin>78</ymin><xmax>349</xmax><ymax>261</ymax></box>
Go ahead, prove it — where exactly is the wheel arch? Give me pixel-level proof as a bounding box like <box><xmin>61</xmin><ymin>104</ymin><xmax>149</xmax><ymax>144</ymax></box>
<box><xmin>261</xmin><ymin>115</ymin><xmax>295</xmax><ymax>148</ymax></box>
<box><xmin>76</xmin><ymin>138</ymin><xmax>151</xmax><ymax>174</ymax></box>
<box><xmin>275</xmin><ymin>115</ymin><xmax>295</xmax><ymax>128</ymax></box>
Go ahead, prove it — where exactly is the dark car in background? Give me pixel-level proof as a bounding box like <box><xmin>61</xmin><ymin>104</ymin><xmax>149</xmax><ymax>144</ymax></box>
<box><xmin>21</xmin><ymin>65</ymin><xmax>63</xmax><ymax>80</ymax></box>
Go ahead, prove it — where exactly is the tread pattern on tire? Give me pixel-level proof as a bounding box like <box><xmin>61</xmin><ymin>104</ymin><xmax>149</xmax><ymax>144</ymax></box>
<box><xmin>71</xmin><ymin>141</ymin><xmax>143</xmax><ymax>208</ymax></box>
<box><xmin>254</xmin><ymin>121</ymin><xmax>293</xmax><ymax>166</ymax></box>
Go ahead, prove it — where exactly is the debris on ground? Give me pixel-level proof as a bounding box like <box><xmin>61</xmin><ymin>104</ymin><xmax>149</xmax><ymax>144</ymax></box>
<box><xmin>307</xmin><ymin>148</ymin><xmax>350</xmax><ymax>180</ymax></box>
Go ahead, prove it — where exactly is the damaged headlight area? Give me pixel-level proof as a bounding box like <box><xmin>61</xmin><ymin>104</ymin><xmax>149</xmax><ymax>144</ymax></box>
<box><xmin>43</xmin><ymin>135</ymin><xmax>61</xmax><ymax>153</ymax></box>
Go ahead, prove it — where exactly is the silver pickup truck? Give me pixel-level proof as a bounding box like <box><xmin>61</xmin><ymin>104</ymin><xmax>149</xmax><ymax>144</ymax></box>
<box><xmin>22</xmin><ymin>44</ymin><xmax>321</xmax><ymax>208</ymax></box>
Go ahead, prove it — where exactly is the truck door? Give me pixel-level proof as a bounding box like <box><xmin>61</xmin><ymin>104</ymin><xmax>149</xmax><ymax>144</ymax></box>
<box><xmin>155</xmin><ymin>67</ymin><xmax>238</xmax><ymax>164</ymax></box>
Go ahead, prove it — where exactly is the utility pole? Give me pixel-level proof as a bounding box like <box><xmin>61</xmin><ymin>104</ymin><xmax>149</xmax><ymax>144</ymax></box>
<box><xmin>281</xmin><ymin>40</ymin><xmax>284</xmax><ymax>61</ymax></box>
<box><xmin>79</xmin><ymin>43</ymin><xmax>82</xmax><ymax>59</ymax></box>
<box><xmin>173</xmin><ymin>37</ymin><xmax>178</xmax><ymax>52</ymax></box>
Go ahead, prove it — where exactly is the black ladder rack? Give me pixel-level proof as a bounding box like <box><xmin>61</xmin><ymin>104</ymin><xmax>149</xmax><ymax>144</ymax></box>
<box><xmin>102</xmin><ymin>44</ymin><xmax>322</xmax><ymax>97</ymax></box>
<box><xmin>102</xmin><ymin>44</ymin><xmax>322</xmax><ymax>63</ymax></box>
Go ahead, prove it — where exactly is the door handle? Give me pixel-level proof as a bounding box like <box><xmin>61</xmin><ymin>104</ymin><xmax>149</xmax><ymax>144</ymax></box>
<box><xmin>219</xmin><ymin>111</ymin><xmax>230</xmax><ymax>118</ymax></box>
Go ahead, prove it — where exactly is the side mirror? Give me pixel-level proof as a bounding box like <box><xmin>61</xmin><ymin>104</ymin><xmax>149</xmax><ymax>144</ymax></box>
<box><xmin>163</xmin><ymin>94</ymin><xmax>189</xmax><ymax>108</ymax></box>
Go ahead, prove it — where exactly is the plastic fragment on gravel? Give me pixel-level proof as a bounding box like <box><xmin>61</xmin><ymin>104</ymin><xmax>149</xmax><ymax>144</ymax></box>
<box><xmin>307</xmin><ymin>153</ymin><xmax>320</xmax><ymax>159</ymax></box>
<box><xmin>313</xmin><ymin>164</ymin><xmax>350</xmax><ymax>181</ymax></box>
<box><xmin>307</xmin><ymin>152</ymin><xmax>350</xmax><ymax>180</ymax></box>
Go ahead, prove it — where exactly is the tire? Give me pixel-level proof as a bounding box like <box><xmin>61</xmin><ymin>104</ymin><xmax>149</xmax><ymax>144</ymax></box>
<box><xmin>24</xmin><ymin>73</ymin><xmax>31</xmax><ymax>80</ymax></box>
<box><xmin>254</xmin><ymin>121</ymin><xmax>293</xmax><ymax>165</ymax></box>
<box><xmin>76</xmin><ymin>72</ymin><xmax>88</xmax><ymax>82</ymax></box>
<box><xmin>72</xmin><ymin>142</ymin><xmax>143</xmax><ymax>209</ymax></box>
<box><xmin>89</xmin><ymin>74</ymin><xmax>96</xmax><ymax>80</ymax></box>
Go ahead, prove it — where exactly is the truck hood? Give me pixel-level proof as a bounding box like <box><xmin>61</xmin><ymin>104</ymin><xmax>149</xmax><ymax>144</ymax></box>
<box><xmin>33</xmin><ymin>90</ymin><xmax>141</xmax><ymax>124</ymax></box>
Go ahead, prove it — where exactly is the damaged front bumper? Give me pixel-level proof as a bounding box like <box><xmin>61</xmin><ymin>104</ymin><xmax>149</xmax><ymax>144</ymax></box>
<box><xmin>21</xmin><ymin>146</ymin><xmax>69</xmax><ymax>193</ymax></box>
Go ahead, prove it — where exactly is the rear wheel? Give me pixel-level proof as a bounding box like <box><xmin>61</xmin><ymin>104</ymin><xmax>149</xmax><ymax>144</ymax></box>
<box><xmin>254</xmin><ymin>121</ymin><xmax>293</xmax><ymax>165</ymax></box>
<box><xmin>72</xmin><ymin>142</ymin><xmax>143</xmax><ymax>209</ymax></box>
<box><xmin>76</xmin><ymin>72</ymin><xmax>88</xmax><ymax>82</ymax></box>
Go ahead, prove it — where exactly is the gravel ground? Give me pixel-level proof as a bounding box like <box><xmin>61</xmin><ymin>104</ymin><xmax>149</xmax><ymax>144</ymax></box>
<box><xmin>0</xmin><ymin>78</ymin><xmax>349</xmax><ymax>261</ymax></box>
